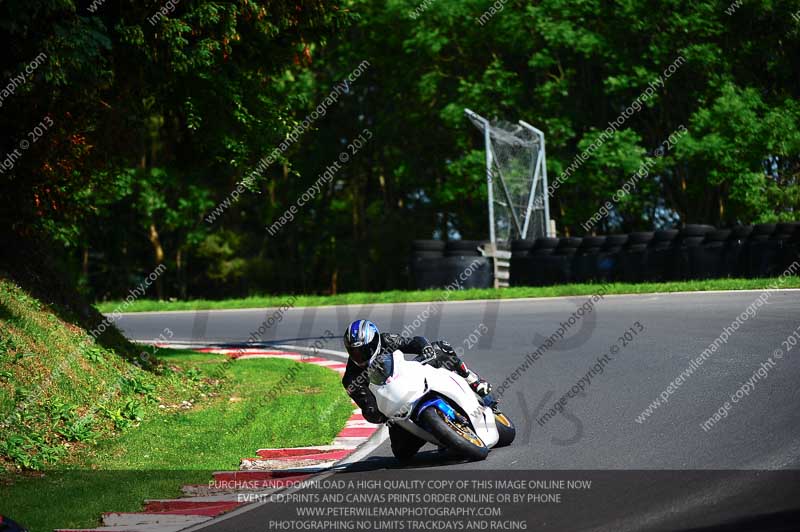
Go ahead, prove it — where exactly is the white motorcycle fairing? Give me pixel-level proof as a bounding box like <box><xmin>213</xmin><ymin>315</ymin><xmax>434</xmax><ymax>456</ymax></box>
<box><xmin>368</xmin><ymin>350</ymin><xmax>499</xmax><ymax>448</ymax></box>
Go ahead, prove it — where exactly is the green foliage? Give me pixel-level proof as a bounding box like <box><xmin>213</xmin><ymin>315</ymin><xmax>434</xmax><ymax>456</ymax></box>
<box><xmin>184</xmin><ymin>367</ymin><xmax>203</xmax><ymax>382</ymax></box>
<box><xmin>100</xmin><ymin>399</ymin><xmax>145</xmax><ymax>431</ymax></box>
<box><xmin>83</xmin><ymin>346</ymin><xmax>105</xmax><ymax>364</ymax></box>
<box><xmin>0</xmin><ymin>432</ymin><xmax>67</xmax><ymax>470</ymax></box>
<box><xmin>1</xmin><ymin>0</ymin><xmax>798</xmax><ymax>297</ymax></box>
<box><xmin>119</xmin><ymin>375</ymin><xmax>157</xmax><ymax>401</ymax></box>
<box><xmin>1</xmin><ymin>0</ymin><xmax>351</xmax><ymax>296</ymax></box>
<box><xmin>59</xmin><ymin>415</ymin><xmax>98</xmax><ymax>444</ymax></box>
<box><xmin>0</xmin><ymin>356</ymin><xmax>351</xmax><ymax>532</ymax></box>
<box><xmin>0</xmin><ymin>278</ymin><xmax>210</xmax><ymax>470</ymax></box>
<box><xmin>572</xmin><ymin>129</ymin><xmax>649</xmax><ymax>230</ymax></box>
<box><xmin>196</xmin><ymin>231</ymin><xmax>248</xmax><ymax>283</ymax></box>
<box><xmin>679</xmin><ymin>84</ymin><xmax>800</xmax><ymax>222</ymax></box>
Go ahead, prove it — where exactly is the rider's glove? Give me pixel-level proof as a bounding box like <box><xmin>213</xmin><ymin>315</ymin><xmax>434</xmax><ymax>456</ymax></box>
<box><xmin>418</xmin><ymin>345</ymin><xmax>436</xmax><ymax>364</ymax></box>
<box><xmin>472</xmin><ymin>380</ymin><xmax>492</xmax><ymax>397</ymax></box>
<box><xmin>465</xmin><ymin>371</ymin><xmax>492</xmax><ymax>397</ymax></box>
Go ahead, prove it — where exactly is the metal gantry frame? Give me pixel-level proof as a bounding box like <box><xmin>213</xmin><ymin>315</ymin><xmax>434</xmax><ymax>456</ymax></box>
<box><xmin>464</xmin><ymin>109</ymin><xmax>497</xmax><ymax>244</ymax></box>
<box><xmin>464</xmin><ymin>109</ymin><xmax>553</xmax><ymax>246</ymax></box>
<box><xmin>519</xmin><ymin>120</ymin><xmax>553</xmax><ymax>239</ymax></box>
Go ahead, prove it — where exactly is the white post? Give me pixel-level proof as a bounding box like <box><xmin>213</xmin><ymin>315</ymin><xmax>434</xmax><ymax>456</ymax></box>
<box><xmin>541</xmin><ymin>133</ymin><xmax>553</xmax><ymax>237</ymax></box>
<box><xmin>519</xmin><ymin>120</ymin><xmax>553</xmax><ymax>237</ymax></box>
<box><xmin>484</xmin><ymin>124</ymin><xmax>496</xmax><ymax>244</ymax></box>
<box><xmin>465</xmin><ymin>108</ymin><xmax>496</xmax><ymax>244</ymax></box>
<box><xmin>521</xmin><ymin>145</ymin><xmax>542</xmax><ymax>239</ymax></box>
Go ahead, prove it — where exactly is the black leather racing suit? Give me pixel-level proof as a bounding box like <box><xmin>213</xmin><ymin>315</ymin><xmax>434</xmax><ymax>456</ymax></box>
<box><xmin>341</xmin><ymin>333</ymin><xmax>478</xmax><ymax>460</ymax></box>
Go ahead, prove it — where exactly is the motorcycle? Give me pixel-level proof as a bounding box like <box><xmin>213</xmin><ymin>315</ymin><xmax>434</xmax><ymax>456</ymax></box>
<box><xmin>367</xmin><ymin>349</ymin><xmax>515</xmax><ymax>461</ymax></box>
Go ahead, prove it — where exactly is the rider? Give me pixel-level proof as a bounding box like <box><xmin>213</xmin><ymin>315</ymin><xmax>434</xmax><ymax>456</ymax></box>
<box><xmin>341</xmin><ymin>319</ymin><xmax>493</xmax><ymax>460</ymax></box>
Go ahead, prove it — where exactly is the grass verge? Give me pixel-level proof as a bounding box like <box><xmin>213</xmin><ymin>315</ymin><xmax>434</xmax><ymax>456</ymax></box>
<box><xmin>2</xmin><ymin>351</ymin><xmax>352</xmax><ymax>532</ymax></box>
<box><xmin>96</xmin><ymin>277</ymin><xmax>800</xmax><ymax>313</ymax></box>
<box><xmin>1</xmin><ymin>278</ymin><xmax>353</xmax><ymax>532</ymax></box>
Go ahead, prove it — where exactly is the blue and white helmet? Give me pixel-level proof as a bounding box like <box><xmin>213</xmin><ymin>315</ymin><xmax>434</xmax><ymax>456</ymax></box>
<box><xmin>343</xmin><ymin>319</ymin><xmax>381</xmax><ymax>367</ymax></box>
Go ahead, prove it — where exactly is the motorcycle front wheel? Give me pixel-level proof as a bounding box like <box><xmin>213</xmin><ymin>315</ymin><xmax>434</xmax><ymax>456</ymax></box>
<box><xmin>494</xmin><ymin>411</ymin><xmax>516</xmax><ymax>447</ymax></box>
<box><xmin>419</xmin><ymin>407</ymin><xmax>489</xmax><ymax>461</ymax></box>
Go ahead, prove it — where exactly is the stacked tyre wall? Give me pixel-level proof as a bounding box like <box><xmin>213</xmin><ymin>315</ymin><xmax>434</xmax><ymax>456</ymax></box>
<box><xmin>410</xmin><ymin>240</ymin><xmax>493</xmax><ymax>289</ymax></box>
<box><xmin>509</xmin><ymin>223</ymin><xmax>800</xmax><ymax>286</ymax></box>
<box><xmin>410</xmin><ymin>222</ymin><xmax>800</xmax><ymax>289</ymax></box>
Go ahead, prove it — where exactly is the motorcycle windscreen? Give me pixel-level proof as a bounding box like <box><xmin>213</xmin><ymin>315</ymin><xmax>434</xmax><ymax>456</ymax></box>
<box><xmin>367</xmin><ymin>351</ymin><xmax>394</xmax><ymax>385</ymax></box>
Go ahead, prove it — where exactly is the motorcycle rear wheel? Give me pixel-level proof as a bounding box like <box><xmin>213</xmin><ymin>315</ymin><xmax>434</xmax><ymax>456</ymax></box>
<box><xmin>419</xmin><ymin>407</ymin><xmax>489</xmax><ymax>461</ymax></box>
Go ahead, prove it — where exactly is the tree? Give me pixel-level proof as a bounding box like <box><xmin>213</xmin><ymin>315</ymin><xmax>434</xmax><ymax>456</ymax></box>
<box><xmin>1</xmin><ymin>0</ymin><xmax>350</xmax><ymax>298</ymax></box>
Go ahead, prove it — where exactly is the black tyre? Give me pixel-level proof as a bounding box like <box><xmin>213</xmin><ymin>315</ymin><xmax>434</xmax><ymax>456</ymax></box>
<box><xmin>534</xmin><ymin>237</ymin><xmax>560</xmax><ymax>250</ymax></box>
<box><xmin>682</xmin><ymin>224</ymin><xmax>715</xmax><ymax>237</ymax></box>
<box><xmin>773</xmin><ymin>222</ymin><xmax>800</xmax><ymax>241</ymax></box>
<box><xmin>792</xmin><ymin>225</ymin><xmax>800</xmax><ymax>243</ymax></box>
<box><xmin>581</xmin><ymin>236</ymin><xmax>606</xmax><ymax>248</ymax></box>
<box><xmin>511</xmin><ymin>239</ymin><xmax>536</xmax><ymax>252</ymax></box>
<box><xmin>412</xmin><ymin>239</ymin><xmax>445</xmax><ymax>251</ymax></box>
<box><xmin>752</xmin><ymin>223</ymin><xmax>776</xmax><ymax>236</ymax></box>
<box><xmin>653</xmin><ymin>229</ymin><xmax>679</xmax><ymax>242</ymax></box>
<box><xmin>604</xmin><ymin>234</ymin><xmax>629</xmax><ymax>247</ymax></box>
<box><xmin>554</xmin><ymin>247</ymin><xmax>579</xmax><ymax>256</ymax></box>
<box><xmin>557</xmin><ymin>237</ymin><xmax>583</xmax><ymax>249</ymax></box>
<box><xmin>627</xmin><ymin>232</ymin><xmax>654</xmax><ymax>244</ymax></box>
<box><xmin>730</xmin><ymin>225</ymin><xmax>753</xmax><ymax>239</ymax></box>
<box><xmin>412</xmin><ymin>250</ymin><xmax>444</xmax><ymax>259</ymax></box>
<box><xmin>775</xmin><ymin>222</ymin><xmax>799</xmax><ymax>236</ymax></box>
<box><xmin>578</xmin><ymin>247</ymin><xmax>602</xmax><ymax>256</ymax></box>
<box><xmin>649</xmin><ymin>242</ymin><xmax>672</xmax><ymax>251</ymax></box>
<box><xmin>446</xmin><ymin>240</ymin><xmax>486</xmax><ymax>252</ymax></box>
<box><xmin>705</xmin><ymin>229</ymin><xmax>731</xmax><ymax>242</ymax></box>
<box><xmin>444</xmin><ymin>250</ymin><xmax>481</xmax><ymax>257</ymax></box>
<box><xmin>389</xmin><ymin>424</ymin><xmax>426</xmax><ymax>462</ymax></box>
<box><xmin>449</xmin><ymin>256</ymin><xmax>492</xmax><ymax>288</ymax></box>
<box><xmin>418</xmin><ymin>406</ymin><xmax>489</xmax><ymax>461</ymax></box>
<box><xmin>625</xmin><ymin>243</ymin><xmax>649</xmax><ymax>252</ymax></box>
<box><xmin>681</xmin><ymin>236</ymin><xmax>706</xmax><ymax>247</ymax></box>
<box><xmin>494</xmin><ymin>412</ymin><xmax>516</xmax><ymax>447</ymax></box>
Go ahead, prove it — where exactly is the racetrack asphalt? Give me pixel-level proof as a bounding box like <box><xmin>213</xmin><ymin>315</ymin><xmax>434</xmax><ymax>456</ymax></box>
<box><xmin>113</xmin><ymin>290</ymin><xmax>800</xmax><ymax>531</ymax></box>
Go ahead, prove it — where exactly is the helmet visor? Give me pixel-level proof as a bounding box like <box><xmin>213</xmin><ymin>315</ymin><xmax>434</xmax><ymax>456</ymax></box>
<box><xmin>346</xmin><ymin>333</ymin><xmax>380</xmax><ymax>367</ymax></box>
